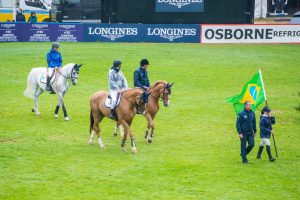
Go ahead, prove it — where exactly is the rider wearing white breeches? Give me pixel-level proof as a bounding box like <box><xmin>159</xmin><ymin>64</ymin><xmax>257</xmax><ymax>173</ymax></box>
<box><xmin>108</xmin><ymin>59</ymin><xmax>128</xmax><ymax>119</ymax></box>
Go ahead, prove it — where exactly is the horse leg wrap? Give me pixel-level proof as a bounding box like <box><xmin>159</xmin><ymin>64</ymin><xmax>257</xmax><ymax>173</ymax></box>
<box><xmin>131</xmin><ymin>139</ymin><xmax>136</xmax><ymax>147</ymax></box>
<box><xmin>144</xmin><ymin>129</ymin><xmax>149</xmax><ymax>139</ymax></box>
<box><xmin>62</xmin><ymin>105</ymin><xmax>68</xmax><ymax>118</ymax></box>
<box><xmin>121</xmin><ymin>139</ymin><xmax>126</xmax><ymax>147</ymax></box>
<box><xmin>55</xmin><ymin>105</ymin><xmax>60</xmax><ymax>115</ymax></box>
<box><xmin>150</xmin><ymin>129</ymin><xmax>154</xmax><ymax>139</ymax></box>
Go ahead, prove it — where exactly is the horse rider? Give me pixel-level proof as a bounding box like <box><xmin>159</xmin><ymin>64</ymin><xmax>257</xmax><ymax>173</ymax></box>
<box><xmin>134</xmin><ymin>58</ymin><xmax>150</xmax><ymax>90</ymax></box>
<box><xmin>46</xmin><ymin>42</ymin><xmax>62</xmax><ymax>92</ymax></box>
<box><xmin>108</xmin><ymin>60</ymin><xmax>128</xmax><ymax>119</ymax></box>
<box><xmin>134</xmin><ymin>59</ymin><xmax>150</xmax><ymax>113</ymax></box>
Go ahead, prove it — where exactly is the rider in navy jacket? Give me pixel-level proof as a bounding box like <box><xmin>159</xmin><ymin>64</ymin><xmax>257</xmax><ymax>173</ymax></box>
<box><xmin>260</xmin><ymin>114</ymin><xmax>275</xmax><ymax>138</ymax></box>
<box><xmin>134</xmin><ymin>59</ymin><xmax>150</xmax><ymax>90</ymax></box>
<box><xmin>256</xmin><ymin>106</ymin><xmax>276</xmax><ymax>161</ymax></box>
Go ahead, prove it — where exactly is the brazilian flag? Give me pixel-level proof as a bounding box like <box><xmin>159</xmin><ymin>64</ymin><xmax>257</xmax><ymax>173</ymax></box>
<box><xmin>226</xmin><ymin>70</ymin><xmax>267</xmax><ymax>114</ymax></box>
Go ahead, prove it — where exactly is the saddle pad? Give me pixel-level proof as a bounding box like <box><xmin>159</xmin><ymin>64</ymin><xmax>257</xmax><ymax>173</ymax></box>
<box><xmin>104</xmin><ymin>94</ymin><xmax>121</xmax><ymax>108</ymax></box>
<box><xmin>40</xmin><ymin>71</ymin><xmax>56</xmax><ymax>84</ymax></box>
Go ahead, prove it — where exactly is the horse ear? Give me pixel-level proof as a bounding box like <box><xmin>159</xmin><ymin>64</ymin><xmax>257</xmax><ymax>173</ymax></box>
<box><xmin>78</xmin><ymin>64</ymin><xmax>83</xmax><ymax>68</ymax></box>
<box><xmin>147</xmin><ymin>92</ymin><xmax>151</xmax><ymax>96</ymax></box>
<box><xmin>168</xmin><ymin>82</ymin><xmax>174</xmax><ymax>87</ymax></box>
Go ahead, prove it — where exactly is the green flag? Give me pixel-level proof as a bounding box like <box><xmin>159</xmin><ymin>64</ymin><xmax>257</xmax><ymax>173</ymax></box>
<box><xmin>226</xmin><ymin>70</ymin><xmax>266</xmax><ymax>114</ymax></box>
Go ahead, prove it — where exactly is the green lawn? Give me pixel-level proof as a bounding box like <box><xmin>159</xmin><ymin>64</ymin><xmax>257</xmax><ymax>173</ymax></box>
<box><xmin>0</xmin><ymin>43</ymin><xmax>299</xmax><ymax>199</ymax></box>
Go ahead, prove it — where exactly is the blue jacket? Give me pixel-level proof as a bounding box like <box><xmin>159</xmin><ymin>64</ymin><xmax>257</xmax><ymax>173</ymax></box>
<box><xmin>134</xmin><ymin>67</ymin><xmax>150</xmax><ymax>88</ymax></box>
<box><xmin>260</xmin><ymin>115</ymin><xmax>275</xmax><ymax>138</ymax></box>
<box><xmin>236</xmin><ymin>109</ymin><xmax>257</xmax><ymax>134</ymax></box>
<box><xmin>47</xmin><ymin>48</ymin><xmax>62</xmax><ymax>68</ymax></box>
<box><xmin>28</xmin><ymin>16</ymin><xmax>37</xmax><ymax>23</ymax></box>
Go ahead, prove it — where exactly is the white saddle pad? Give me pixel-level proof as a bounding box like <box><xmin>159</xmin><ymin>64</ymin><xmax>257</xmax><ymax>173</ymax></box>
<box><xmin>40</xmin><ymin>72</ymin><xmax>56</xmax><ymax>84</ymax></box>
<box><xmin>104</xmin><ymin>94</ymin><xmax>121</xmax><ymax>108</ymax></box>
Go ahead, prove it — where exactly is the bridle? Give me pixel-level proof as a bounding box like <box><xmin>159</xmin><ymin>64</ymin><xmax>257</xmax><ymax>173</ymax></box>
<box><xmin>56</xmin><ymin>67</ymin><xmax>79</xmax><ymax>84</ymax></box>
<box><xmin>158</xmin><ymin>84</ymin><xmax>171</xmax><ymax>105</ymax></box>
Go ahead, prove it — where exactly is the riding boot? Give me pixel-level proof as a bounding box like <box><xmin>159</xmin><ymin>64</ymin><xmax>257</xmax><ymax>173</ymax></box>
<box><xmin>46</xmin><ymin>77</ymin><xmax>51</xmax><ymax>91</ymax></box>
<box><xmin>256</xmin><ymin>146</ymin><xmax>264</xmax><ymax>159</ymax></box>
<box><xmin>110</xmin><ymin>109</ymin><xmax>115</xmax><ymax>120</ymax></box>
<box><xmin>266</xmin><ymin>145</ymin><xmax>275</xmax><ymax>161</ymax></box>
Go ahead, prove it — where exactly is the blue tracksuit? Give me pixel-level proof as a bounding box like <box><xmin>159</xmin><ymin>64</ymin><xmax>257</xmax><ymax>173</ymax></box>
<box><xmin>260</xmin><ymin>115</ymin><xmax>275</xmax><ymax>139</ymax></box>
<box><xmin>46</xmin><ymin>48</ymin><xmax>62</xmax><ymax>68</ymax></box>
<box><xmin>134</xmin><ymin>67</ymin><xmax>150</xmax><ymax>88</ymax></box>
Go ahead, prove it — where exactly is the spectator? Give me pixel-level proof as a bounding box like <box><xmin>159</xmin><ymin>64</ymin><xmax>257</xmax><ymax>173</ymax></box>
<box><xmin>16</xmin><ymin>8</ymin><xmax>25</xmax><ymax>22</ymax></box>
<box><xmin>28</xmin><ymin>11</ymin><xmax>37</xmax><ymax>23</ymax></box>
<box><xmin>255</xmin><ymin>0</ymin><xmax>268</xmax><ymax>18</ymax></box>
<box><xmin>273</xmin><ymin>0</ymin><xmax>288</xmax><ymax>14</ymax></box>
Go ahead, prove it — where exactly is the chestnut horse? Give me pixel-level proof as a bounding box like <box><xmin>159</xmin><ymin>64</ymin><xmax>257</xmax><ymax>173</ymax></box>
<box><xmin>114</xmin><ymin>81</ymin><xmax>173</xmax><ymax>143</ymax></box>
<box><xmin>89</xmin><ymin>88</ymin><xmax>150</xmax><ymax>153</ymax></box>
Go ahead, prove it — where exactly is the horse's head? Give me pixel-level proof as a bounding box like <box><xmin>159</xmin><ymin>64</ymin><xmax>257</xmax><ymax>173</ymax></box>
<box><xmin>70</xmin><ymin>64</ymin><xmax>83</xmax><ymax>85</ymax></box>
<box><xmin>161</xmin><ymin>82</ymin><xmax>174</xmax><ymax>107</ymax></box>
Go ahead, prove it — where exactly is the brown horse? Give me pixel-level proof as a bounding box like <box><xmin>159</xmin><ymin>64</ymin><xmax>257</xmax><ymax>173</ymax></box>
<box><xmin>114</xmin><ymin>81</ymin><xmax>173</xmax><ymax>143</ymax></box>
<box><xmin>89</xmin><ymin>88</ymin><xmax>150</xmax><ymax>153</ymax></box>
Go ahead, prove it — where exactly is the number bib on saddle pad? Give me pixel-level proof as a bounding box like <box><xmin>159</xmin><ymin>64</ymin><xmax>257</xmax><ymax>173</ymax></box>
<box><xmin>40</xmin><ymin>72</ymin><xmax>56</xmax><ymax>84</ymax></box>
<box><xmin>104</xmin><ymin>94</ymin><xmax>121</xmax><ymax>108</ymax></box>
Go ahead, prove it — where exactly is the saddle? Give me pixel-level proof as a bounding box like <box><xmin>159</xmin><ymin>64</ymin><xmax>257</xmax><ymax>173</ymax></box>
<box><xmin>40</xmin><ymin>71</ymin><xmax>56</xmax><ymax>84</ymax></box>
<box><xmin>104</xmin><ymin>93</ymin><xmax>121</xmax><ymax>108</ymax></box>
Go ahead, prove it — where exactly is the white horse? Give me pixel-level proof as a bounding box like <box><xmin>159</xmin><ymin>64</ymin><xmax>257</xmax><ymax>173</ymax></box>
<box><xmin>24</xmin><ymin>63</ymin><xmax>83</xmax><ymax>121</ymax></box>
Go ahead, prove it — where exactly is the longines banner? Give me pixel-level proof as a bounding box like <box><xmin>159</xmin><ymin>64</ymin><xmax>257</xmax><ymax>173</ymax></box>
<box><xmin>155</xmin><ymin>0</ymin><xmax>204</xmax><ymax>12</ymax></box>
<box><xmin>83</xmin><ymin>24</ymin><xmax>200</xmax><ymax>43</ymax></box>
<box><xmin>201</xmin><ymin>25</ymin><xmax>300</xmax><ymax>43</ymax></box>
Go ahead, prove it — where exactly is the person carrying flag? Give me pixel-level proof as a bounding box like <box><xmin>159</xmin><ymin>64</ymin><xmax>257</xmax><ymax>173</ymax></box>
<box><xmin>256</xmin><ymin>106</ymin><xmax>276</xmax><ymax>161</ymax></box>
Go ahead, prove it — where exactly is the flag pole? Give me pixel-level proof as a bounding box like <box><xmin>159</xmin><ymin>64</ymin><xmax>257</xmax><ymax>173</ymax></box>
<box><xmin>259</xmin><ymin>68</ymin><xmax>278</xmax><ymax>158</ymax></box>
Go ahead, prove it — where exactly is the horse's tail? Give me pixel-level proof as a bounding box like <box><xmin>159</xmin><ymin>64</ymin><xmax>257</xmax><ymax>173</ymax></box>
<box><xmin>89</xmin><ymin>109</ymin><xmax>94</xmax><ymax>134</ymax></box>
<box><xmin>24</xmin><ymin>69</ymin><xmax>35</xmax><ymax>98</ymax></box>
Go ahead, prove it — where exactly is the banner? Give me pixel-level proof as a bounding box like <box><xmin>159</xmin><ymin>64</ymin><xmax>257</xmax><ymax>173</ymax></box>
<box><xmin>83</xmin><ymin>24</ymin><xmax>140</xmax><ymax>42</ymax></box>
<box><xmin>0</xmin><ymin>23</ymin><xmax>23</xmax><ymax>42</ymax></box>
<box><xmin>52</xmin><ymin>23</ymin><xmax>83</xmax><ymax>42</ymax></box>
<box><xmin>155</xmin><ymin>0</ymin><xmax>204</xmax><ymax>12</ymax></box>
<box><xmin>83</xmin><ymin>24</ymin><xmax>200</xmax><ymax>43</ymax></box>
<box><xmin>144</xmin><ymin>24</ymin><xmax>200</xmax><ymax>43</ymax></box>
<box><xmin>201</xmin><ymin>25</ymin><xmax>300</xmax><ymax>43</ymax></box>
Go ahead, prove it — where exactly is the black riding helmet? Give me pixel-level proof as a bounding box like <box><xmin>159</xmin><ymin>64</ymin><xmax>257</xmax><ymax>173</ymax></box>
<box><xmin>113</xmin><ymin>59</ymin><xmax>122</xmax><ymax>67</ymax></box>
<box><xmin>140</xmin><ymin>58</ymin><xmax>149</xmax><ymax>66</ymax></box>
<box><xmin>261</xmin><ymin>106</ymin><xmax>271</xmax><ymax>115</ymax></box>
<box><xmin>111</xmin><ymin>59</ymin><xmax>122</xmax><ymax>72</ymax></box>
<box><xmin>52</xmin><ymin>42</ymin><xmax>59</xmax><ymax>48</ymax></box>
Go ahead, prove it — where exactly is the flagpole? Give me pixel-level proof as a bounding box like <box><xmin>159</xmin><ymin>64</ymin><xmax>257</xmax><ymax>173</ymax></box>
<box><xmin>259</xmin><ymin>68</ymin><xmax>278</xmax><ymax>158</ymax></box>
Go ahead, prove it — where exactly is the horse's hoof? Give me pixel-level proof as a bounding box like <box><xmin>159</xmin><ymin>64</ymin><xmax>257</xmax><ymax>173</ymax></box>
<box><xmin>32</xmin><ymin>108</ymin><xmax>35</xmax><ymax>112</ymax></box>
<box><xmin>99</xmin><ymin>145</ymin><xmax>105</xmax><ymax>149</ymax></box>
<box><xmin>113</xmin><ymin>133</ymin><xmax>117</xmax><ymax>137</ymax></box>
<box><xmin>54</xmin><ymin>114</ymin><xmax>58</xmax><ymax>118</ymax></box>
<box><xmin>36</xmin><ymin>112</ymin><xmax>40</xmax><ymax>115</ymax></box>
<box><xmin>88</xmin><ymin>140</ymin><xmax>93</xmax><ymax>145</ymax></box>
<box><xmin>147</xmin><ymin>139</ymin><xmax>153</xmax><ymax>143</ymax></box>
<box><xmin>64</xmin><ymin>117</ymin><xmax>70</xmax><ymax>121</ymax></box>
<box><xmin>121</xmin><ymin>147</ymin><xmax>126</xmax><ymax>152</ymax></box>
<box><xmin>132</xmin><ymin>147</ymin><xmax>138</xmax><ymax>154</ymax></box>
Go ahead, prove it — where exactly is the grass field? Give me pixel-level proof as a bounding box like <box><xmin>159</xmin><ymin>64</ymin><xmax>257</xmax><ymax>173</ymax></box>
<box><xmin>0</xmin><ymin>42</ymin><xmax>300</xmax><ymax>199</ymax></box>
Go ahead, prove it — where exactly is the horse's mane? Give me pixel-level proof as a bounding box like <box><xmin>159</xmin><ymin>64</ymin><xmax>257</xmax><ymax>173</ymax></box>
<box><xmin>63</xmin><ymin>63</ymin><xmax>75</xmax><ymax>69</ymax></box>
<box><xmin>149</xmin><ymin>80</ymin><xmax>167</xmax><ymax>90</ymax></box>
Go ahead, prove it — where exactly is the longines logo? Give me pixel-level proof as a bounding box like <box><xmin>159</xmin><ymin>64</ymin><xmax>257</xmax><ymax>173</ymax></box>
<box><xmin>1</xmin><ymin>24</ymin><xmax>15</xmax><ymax>28</ymax></box>
<box><xmin>147</xmin><ymin>28</ymin><xmax>196</xmax><ymax>41</ymax></box>
<box><xmin>88</xmin><ymin>27</ymin><xmax>138</xmax><ymax>41</ymax></box>
<box><xmin>157</xmin><ymin>0</ymin><xmax>202</xmax><ymax>8</ymax></box>
<box><xmin>59</xmin><ymin>25</ymin><xmax>76</xmax><ymax>30</ymax></box>
<box><xmin>32</xmin><ymin>24</ymin><xmax>48</xmax><ymax>29</ymax></box>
